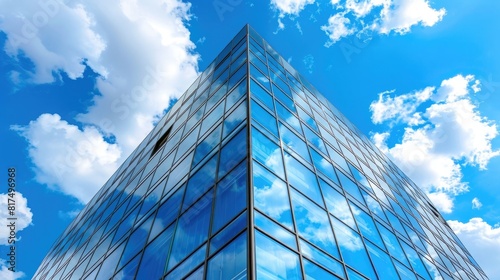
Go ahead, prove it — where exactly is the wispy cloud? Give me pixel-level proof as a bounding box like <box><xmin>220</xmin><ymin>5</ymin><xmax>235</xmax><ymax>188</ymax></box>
<box><xmin>370</xmin><ymin>74</ymin><xmax>500</xmax><ymax>213</ymax></box>
<box><xmin>472</xmin><ymin>197</ymin><xmax>483</xmax><ymax>210</ymax></box>
<box><xmin>268</xmin><ymin>0</ymin><xmax>446</xmax><ymax>46</ymax></box>
<box><xmin>302</xmin><ymin>54</ymin><xmax>314</xmax><ymax>73</ymax></box>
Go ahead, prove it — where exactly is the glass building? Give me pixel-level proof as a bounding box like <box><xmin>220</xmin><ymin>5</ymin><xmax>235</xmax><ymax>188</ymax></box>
<box><xmin>34</xmin><ymin>25</ymin><xmax>488</xmax><ymax>280</ymax></box>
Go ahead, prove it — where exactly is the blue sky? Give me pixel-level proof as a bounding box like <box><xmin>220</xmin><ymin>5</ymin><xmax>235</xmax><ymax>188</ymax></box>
<box><xmin>1</xmin><ymin>0</ymin><xmax>499</xmax><ymax>278</ymax></box>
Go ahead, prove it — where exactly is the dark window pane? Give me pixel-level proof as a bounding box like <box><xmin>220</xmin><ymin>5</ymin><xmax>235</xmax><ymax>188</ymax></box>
<box><xmin>218</xmin><ymin>127</ymin><xmax>247</xmax><ymax>178</ymax></box>
<box><xmin>136</xmin><ymin>224</ymin><xmax>175</xmax><ymax>279</ymax></box>
<box><xmin>193</xmin><ymin>124</ymin><xmax>222</xmax><ymax>167</ymax></box>
<box><xmin>168</xmin><ymin>190</ymin><xmax>213</xmax><ymax>269</ymax></box>
<box><xmin>228</xmin><ymin>64</ymin><xmax>246</xmax><ymax>90</ymax></box>
<box><xmin>212</xmin><ymin>160</ymin><xmax>247</xmax><ymax>233</ymax></box>
<box><xmin>210</xmin><ymin>212</ymin><xmax>247</xmax><ymax>254</ymax></box>
<box><xmin>207</xmin><ymin>232</ymin><xmax>247</xmax><ymax>280</ymax></box>
<box><xmin>223</xmin><ymin>100</ymin><xmax>247</xmax><ymax>138</ymax></box>
<box><xmin>166</xmin><ymin>244</ymin><xmax>206</xmax><ymax>280</ymax></box>
<box><xmin>183</xmin><ymin>154</ymin><xmax>217</xmax><ymax>210</ymax></box>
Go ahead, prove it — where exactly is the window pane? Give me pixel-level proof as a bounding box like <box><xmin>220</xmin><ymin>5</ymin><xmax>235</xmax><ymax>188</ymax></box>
<box><xmin>279</xmin><ymin>122</ymin><xmax>310</xmax><ymax>163</ymax></box>
<box><xmin>273</xmin><ymin>84</ymin><xmax>295</xmax><ymax>112</ymax></box>
<box><xmin>200</xmin><ymin>102</ymin><xmax>224</xmax><ymax>138</ymax></box>
<box><xmin>228</xmin><ymin>64</ymin><xmax>246</xmax><ymax>90</ymax></box>
<box><xmin>218</xmin><ymin>127</ymin><xmax>247</xmax><ymax>178</ymax></box>
<box><xmin>401</xmin><ymin>241</ymin><xmax>431</xmax><ymax>279</ymax></box>
<box><xmin>319</xmin><ymin>180</ymin><xmax>356</xmax><ymax>229</ymax></box>
<box><xmin>207</xmin><ymin>232</ymin><xmax>247</xmax><ymax>280</ymax></box>
<box><xmin>309</xmin><ymin>147</ymin><xmax>336</xmax><ymax>179</ymax></box>
<box><xmin>252</xmin><ymin>127</ymin><xmax>285</xmax><ymax>178</ymax></box>
<box><xmin>303</xmin><ymin>126</ymin><xmax>327</xmax><ymax>154</ymax></box>
<box><xmin>136</xmin><ymin>224</ymin><xmax>175</xmax><ymax>279</ymax></box>
<box><xmin>366</xmin><ymin>241</ymin><xmax>399</xmax><ymax>279</ymax></box>
<box><xmin>251</xmin><ymin>100</ymin><xmax>278</xmax><ymax>137</ymax></box>
<box><xmin>255</xmin><ymin>210</ymin><xmax>296</xmax><ymax>250</ymax></box>
<box><xmin>330</xmin><ymin>218</ymin><xmax>376</xmax><ymax>279</ymax></box>
<box><xmin>255</xmin><ymin>230</ymin><xmax>302</xmax><ymax>280</ymax></box>
<box><xmin>377</xmin><ymin>221</ymin><xmax>410</xmax><ymax>267</ymax></box>
<box><xmin>251</xmin><ymin>78</ymin><xmax>274</xmax><ymax>111</ymax></box>
<box><xmin>210</xmin><ymin>212</ymin><xmax>247</xmax><ymax>254</ymax></box>
<box><xmin>284</xmin><ymin>153</ymin><xmax>322</xmax><ymax>205</ymax></box>
<box><xmin>166</xmin><ymin>244</ymin><xmax>206</xmax><ymax>280</ymax></box>
<box><xmin>168</xmin><ymin>190</ymin><xmax>213</xmax><ymax>269</ymax></box>
<box><xmin>395</xmin><ymin>260</ymin><xmax>417</xmax><ymax>280</ymax></box>
<box><xmin>303</xmin><ymin>259</ymin><xmax>340</xmax><ymax>280</ymax></box>
<box><xmin>223</xmin><ymin>100</ymin><xmax>247</xmax><ymax>138</ymax></box>
<box><xmin>226</xmin><ymin>79</ymin><xmax>247</xmax><ymax>110</ymax></box>
<box><xmin>151</xmin><ymin>185</ymin><xmax>184</xmax><ymax>241</ymax></box>
<box><xmin>337</xmin><ymin>171</ymin><xmax>365</xmax><ymax>205</ymax></box>
<box><xmin>300</xmin><ymin>239</ymin><xmax>344</xmax><ymax>278</ymax></box>
<box><xmin>349</xmin><ymin>202</ymin><xmax>384</xmax><ymax>248</ymax></box>
<box><xmin>193</xmin><ymin>124</ymin><xmax>222</xmax><ymax>167</ymax></box>
<box><xmin>212</xmin><ymin>160</ymin><xmax>247</xmax><ymax>233</ymax></box>
<box><xmin>291</xmin><ymin>189</ymin><xmax>339</xmax><ymax>258</ymax></box>
<box><xmin>183</xmin><ymin>154</ymin><xmax>217</xmax><ymax>210</ymax></box>
<box><xmin>253</xmin><ymin>161</ymin><xmax>293</xmax><ymax>230</ymax></box>
<box><xmin>276</xmin><ymin>102</ymin><xmax>300</xmax><ymax>131</ymax></box>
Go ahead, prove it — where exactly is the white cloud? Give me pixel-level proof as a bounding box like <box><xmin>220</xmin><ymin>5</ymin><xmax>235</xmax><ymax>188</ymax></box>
<box><xmin>0</xmin><ymin>192</ymin><xmax>33</xmax><ymax>245</ymax></box>
<box><xmin>370</xmin><ymin>74</ymin><xmax>500</xmax><ymax>213</ymax></box>
<box><xmin>370</xmin><ymin>87</ymin><xmax>434</xmax><ymax>125</ymax></box>
<box><xmin>315</xmin><ymin>0</ymin><xmax>446</xmax><ymax>46</ymax></box>
<box><xmin>448</xmin><ymin>218</ymin><xmax>500</xmax><ymax>279</ymax></box>
<box><xmin>0</xmin><ymin>259</ymin><xmax>24</xmax><ymax>280</ymax></box>
<box><xmin>2</xmin><ymin>0</ymin><xmax>199</xmax><ymax>203</ymax></box>
<box><xmin>321</xmin><ymin>12</ymin><xmax>356</xmax><ymax>47</ymax></box>
<box><xmin>12</xmin><ymin>114</ymin><xmax>121</xmax><ymax>204</ymax></box>
<box><xmin>472</xmin><ymin>197</ymin><xmax>483</xmax><ymax>210</ymax></box>
<box><xmin>271</xmin><ymin>0</ymin><xmax>315</xmax><ymax>16</ymax></box>
<box><xmin>378</xmin><ymin>0</ymin><xmax>446</xmax><ymax>34</ymax></box>
<box><xmin>427</xmin><ymin>192</ymin><xmax>453</xmax><ymax>214</ymax></box>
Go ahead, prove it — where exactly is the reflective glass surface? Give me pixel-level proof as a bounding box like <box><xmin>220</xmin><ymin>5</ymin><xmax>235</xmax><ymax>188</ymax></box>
<box><xmin>253</xmin><ymin>161</ymin><xmax>294</xmax><ymax>230</ymax></box>
<box><xmin>35</xmin><ymin>25</ymin><xmax>487</xmax><ymax>280</ymax></box>
<box><xmin>255</xmin><ymin>230</ymin><xmax>302</xmax><ymax>280</ymax></box>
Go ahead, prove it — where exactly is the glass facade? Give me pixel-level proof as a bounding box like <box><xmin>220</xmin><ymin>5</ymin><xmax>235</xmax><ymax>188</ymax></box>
<box><xmin>34</xmin><ymin>25</ymin><xmax>488</xmax><ymax>280</ymax></box>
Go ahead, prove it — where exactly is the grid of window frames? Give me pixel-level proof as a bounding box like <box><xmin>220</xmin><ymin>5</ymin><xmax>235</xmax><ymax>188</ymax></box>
<box><xmin>245</xmin><ymin>26</ymin><xmax>487</xmax><ymax>280</ymax></box>
<box><xmin>34</xmin><ymin>25</ymin><xmax>488</xmax><ymax>280</ymax></box>
<box><xmin>34</xmin><ymin>27</ymin><xmax>250</xmax><ymax>280</ymax></box>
